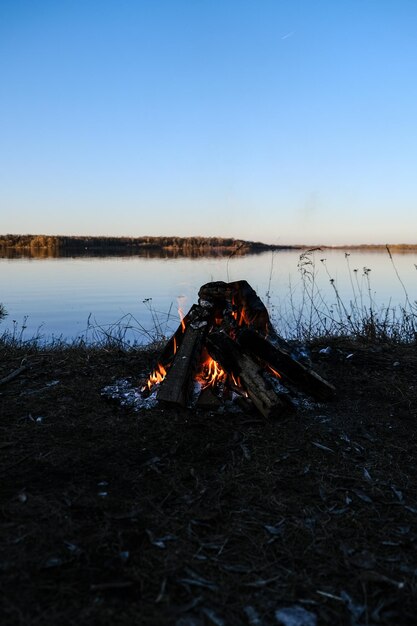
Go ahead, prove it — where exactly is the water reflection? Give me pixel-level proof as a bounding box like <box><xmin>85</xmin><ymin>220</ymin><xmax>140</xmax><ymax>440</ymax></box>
<box><xmin>0</xmin><ymin>247</ymin><xmax>263</xmax><ymax>260</ymax></box>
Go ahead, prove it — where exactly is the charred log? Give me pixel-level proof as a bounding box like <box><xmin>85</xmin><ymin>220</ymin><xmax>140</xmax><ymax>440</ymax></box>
<box><xmin>206</xmin><ymin>331</ymin><xmax>294</xmax><ymax>419</ymax></box>
<box><xmin>199</xmin><ymin>280</ymin><xmax>270</xmax><ymax>332</ymax></box>
<box><xmin>237</xmin><ymin>328</ymin><xmax>336</xmax><ymax>401</ymax></box>
<box><xmin>198</xmin><ymin>281</ymin><xmax>231</xmax><ymax>304</ymax></box>
<box><xmin>198</xmin><ymin>280</ymin><xmax>292</xmax><ymax>352</ymax></box>
<box><xmin>157</xmin><ymin>307</ymin><xmax>210</xmax><ymax>406</ymax></box>
<box><xmin>156</xmin><ymin>304</ymin><xmax>201</xmax><ymax>370</ymax></box>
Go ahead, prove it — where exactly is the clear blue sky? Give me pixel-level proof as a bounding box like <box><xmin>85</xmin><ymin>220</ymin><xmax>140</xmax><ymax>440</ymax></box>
<box><xmin>1</xmin><ymin>0</ymin><xmax>416</xmax><ymax>245</ymax></box>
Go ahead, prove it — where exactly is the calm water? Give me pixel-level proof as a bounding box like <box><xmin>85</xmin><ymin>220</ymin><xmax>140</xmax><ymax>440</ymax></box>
<box><xmin>1</xmin><ymin>249</ymin><xmax>416</xmax><ymax>343</ymax></box>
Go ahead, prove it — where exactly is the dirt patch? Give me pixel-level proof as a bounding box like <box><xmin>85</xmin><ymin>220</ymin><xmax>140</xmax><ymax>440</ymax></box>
<box><xmin>1</xmin><ymin>339</ymin><xmax>417</xmax><ymax>625</ymax></box>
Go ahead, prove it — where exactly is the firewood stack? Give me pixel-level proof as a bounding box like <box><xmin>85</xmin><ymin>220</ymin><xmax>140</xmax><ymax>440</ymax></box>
<box><xmin>143</xmin><ymin>280</ymin><xmax>335</xmax><ymax>418</ymax></box>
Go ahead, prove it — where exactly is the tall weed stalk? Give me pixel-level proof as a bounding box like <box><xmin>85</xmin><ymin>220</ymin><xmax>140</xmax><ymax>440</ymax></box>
<box><xmin>272</xmin><ymin>248</ymin><xmax>417</xmax><ymax>343</ymax></box>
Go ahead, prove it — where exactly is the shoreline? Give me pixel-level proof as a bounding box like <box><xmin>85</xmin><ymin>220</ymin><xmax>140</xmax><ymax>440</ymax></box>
<box><xmin>1</xmin><ymin>234</ymin><xmax>417</xmax><ymax>255</ymax></box>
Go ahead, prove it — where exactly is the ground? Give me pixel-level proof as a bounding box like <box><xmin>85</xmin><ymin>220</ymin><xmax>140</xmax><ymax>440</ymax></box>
<box><xmin>1</xmin><ymin>338</ymin><xmax>417</xmax><ymax>625</ymax></box>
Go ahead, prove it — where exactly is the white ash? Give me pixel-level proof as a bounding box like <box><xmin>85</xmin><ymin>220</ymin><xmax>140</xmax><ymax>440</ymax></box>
<box><xmin>291</xmin><ymin>395</ymin><xmax>319</xmax><ymax>411</ymax></box>
<box><xmin>198</xmin><ymin>299</ymin><xmax>214</xmax><ymax>309</ymax></box>
<box><xmin>267</xmin><ymin>375</ymin><xmax>291</xmax><ymax>395</ymax></box>
<box><xmin>265</xmin><ymin>373</ymin><xmax>320</xmax><ymax>411</ymax></box>
<box><xmin>189</xmin><ymin>380</ymin><xmax>204</xmax><ymax>406</ymax></box>
<box><xmin>101</xmin><ymin>379</ymin><xmax>158</xmax><ymax>410</ymax></box>
<box><xmin>190</xmin><ymin>320</ymin><xmax>208</xmax><ymax>329</ymax></box>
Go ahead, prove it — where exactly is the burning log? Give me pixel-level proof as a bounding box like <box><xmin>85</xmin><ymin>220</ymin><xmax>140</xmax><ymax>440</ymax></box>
<box><xmin>198</xmin><ymin>279</ymin><xmax>292</xmax><ymax>352</ymax></box>
<box><xmin>143</xmin><ymin>280</ymin><xmax>335</xmax><ymax>417</ymax></box>
<box><xmin>199</xmin><ymin>280</ymin><xmax>273</xmax><ymax>335</ymax></box>
<box><xmin>198</xmin><ymin>280</ymin><xmax>270</xmax><ymax>331</ymax></box>
<box><xmin>156</xmin><ymin>304</ymin><xmax>199</xmax><ymax>371</ymax></box>
<box><xmin>206</xmin><ymin>331</ymin><xmax>294</xmax><ymax>419</ymax></box>
<box><xmin>237</xmin><ymin>328</ymin><xmax>336</xmax><ymax>401</ymax></box>
<box><xmin>157</xmin><ymin>305</ymin><xmax>210</xmax><ymax>407</ymax></box>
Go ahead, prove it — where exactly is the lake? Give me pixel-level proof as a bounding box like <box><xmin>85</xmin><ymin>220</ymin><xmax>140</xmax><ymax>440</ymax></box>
<box><xmin>1</xmin><ymin>248</ymin><xmax>416</xmax><ymax>344</ymax></box>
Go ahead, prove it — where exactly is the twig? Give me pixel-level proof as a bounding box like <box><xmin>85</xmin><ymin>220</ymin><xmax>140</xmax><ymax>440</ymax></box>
<box><xmin>0</xmin><ymin>364</ymin><xmax>29</xmax><ymax>386</ymax></box>
<box><xmin>386</xmin><ymin>244</ymin><xmax>412</xmax><ymax>310</ymax></box>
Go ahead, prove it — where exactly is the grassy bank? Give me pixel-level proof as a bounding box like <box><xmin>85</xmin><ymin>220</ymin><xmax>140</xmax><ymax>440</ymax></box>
<box><xmin>1</xmin><ymin>331</ymin><xmax>417</xmax><ymax>625</ymax></box>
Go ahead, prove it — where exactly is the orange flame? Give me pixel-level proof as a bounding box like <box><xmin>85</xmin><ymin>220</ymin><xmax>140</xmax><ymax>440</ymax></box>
<box><xmin>177</xmin><ymin>296</ymin><xmax>187</xmax><ymax>332</ymax></box>
<box><xmin>146</xmin><ymin>362</ymin><xmax>167</xmax><ymax>391</ymax></box>
<box><xmin>196</xmin><ymin>355</ymin><xmax>227</xmax><ymax>389</ymax></box>
<box><xmin>268</xmin><ymin>365</ymin><xmax>282</xmax><ymax>379</ymax></box>
<box><xmin>231</xmin><ymin>297</ymin><xmax>254</xmax><ymax>327</ymax></box>
<box><xmin>231</xmin><ymin>372</ymin><xmax>242</xmax><ymax>387</ymax></box>
<box><xmin>178</xmin><ymin>308</ymin><xmax>186</xmax><ymax>332</ymax></box>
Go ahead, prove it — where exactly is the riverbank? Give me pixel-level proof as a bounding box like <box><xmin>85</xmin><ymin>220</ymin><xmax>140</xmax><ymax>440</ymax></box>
<box><xmin>1</xmin><ymin>336</ymin><xmax>417</xmax><ymax>625</ymax></box>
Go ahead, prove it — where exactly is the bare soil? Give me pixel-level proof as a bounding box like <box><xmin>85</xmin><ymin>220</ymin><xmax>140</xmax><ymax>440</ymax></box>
<box><xmin>1</xmin><ymin>338</ymin><xmax>417</xmax><ymax>625</ymax></box>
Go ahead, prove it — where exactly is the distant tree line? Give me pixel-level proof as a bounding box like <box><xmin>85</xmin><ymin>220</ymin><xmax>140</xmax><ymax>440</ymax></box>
<box><xmin>0</xmin><ymin>234</ymin><xmax>60</xmax><ymax>249</ymax></box>
<box><xmin>0</xmin><ymin>234</ymin><xmax>278</xmax><ymax>254</ymax></box>
<box><xmin>2</xmin><ymin>235</ymin><xmax>415</xmax><ymax>255</ymax></box>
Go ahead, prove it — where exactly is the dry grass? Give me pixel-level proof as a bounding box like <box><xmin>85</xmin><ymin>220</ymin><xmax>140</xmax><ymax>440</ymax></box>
<box><xmin>1</xmin><ymin>337</ymin><xmax>417</xmax><ymax>625</ymax></box>
<box><xmin>270</xmin><ymin>248</ymin><xmax>417</xmax><ymax>344</ymax></box>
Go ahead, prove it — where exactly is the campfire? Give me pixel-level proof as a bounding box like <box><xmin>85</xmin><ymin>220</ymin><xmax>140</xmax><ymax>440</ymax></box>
<box><xmin>142</xmin><ymin>281</ymin><xmax>335</xmax><ymax>418</ymax></box>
